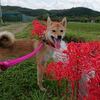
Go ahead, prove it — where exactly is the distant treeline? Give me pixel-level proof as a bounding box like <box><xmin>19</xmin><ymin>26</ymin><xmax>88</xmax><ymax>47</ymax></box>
<box><xmin>1</xmin><ymin>6</ymin><xmax>100</xmax><ymax>22</ymax></box>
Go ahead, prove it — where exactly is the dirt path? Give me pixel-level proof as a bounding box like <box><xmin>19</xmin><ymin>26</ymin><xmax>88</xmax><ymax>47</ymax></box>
<box><xmin>0</xmin><ymin>22</ymin><xmax>29</xmax><ymax>34</ymax></box>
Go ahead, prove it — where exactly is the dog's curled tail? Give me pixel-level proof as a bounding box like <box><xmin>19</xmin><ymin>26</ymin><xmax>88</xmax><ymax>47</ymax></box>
<box><xmin>0</xmin><ymin>31</ymin><xmax>15</xmax><ymax>48</ymax></box>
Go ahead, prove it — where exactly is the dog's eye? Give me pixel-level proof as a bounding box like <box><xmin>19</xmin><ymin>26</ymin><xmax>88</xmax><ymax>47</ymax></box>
<box><xmin>52</xmin><ymin>30</ymin><xmax>56</xmax><ymax>32</ymax></box>
<box><xmin>60</xmin><ymin>30</ymin><xmax>63</xmax><ymax>32</ymax></box>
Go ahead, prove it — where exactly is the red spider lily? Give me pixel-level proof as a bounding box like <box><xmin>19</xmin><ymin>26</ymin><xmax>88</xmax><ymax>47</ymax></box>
<box><xmin>32</xmin><ymin>20</ymin><xmax>46</xmax><ymax>37</ymax></box>
<box><xmin>45</xmin><ymin>41</ymin><xmax>100</xmax><ymax>100</ymax></box>
<box><xmin>32</xmin><ymin>20</ymin><xmax>100</xmax><ymax>99</ymax></box>
<box><xmin>86</xmin><ymin>71</ymin><xmax>100</xmax><ymax>100</ymax></box>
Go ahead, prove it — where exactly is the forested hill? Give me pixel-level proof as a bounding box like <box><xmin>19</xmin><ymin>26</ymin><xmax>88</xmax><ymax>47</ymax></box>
<box><xmin>2</xmin><ymin>6</ymin><xmax>48</xmax><ymax>17</ymax></box>
<box><xmin>1</xmin><ymin>6</ymin><xmax>100</xmax><ymax>22</ymax></box>
<box><xmin>50</xmin><ymin>7</ymin><xmax>100</xmax><ymax>17</ymax></box>
<box><xmin>2</xmin><ymin>6</ymin><xmax>100</xmax><ymax>17</ymax></box>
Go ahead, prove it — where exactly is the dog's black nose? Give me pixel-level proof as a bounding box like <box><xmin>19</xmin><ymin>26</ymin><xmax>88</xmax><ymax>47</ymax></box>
<box><xmin>57</xmin><ymin>35</ymin><xmax>62</xmax><ymax>40</ymax></box>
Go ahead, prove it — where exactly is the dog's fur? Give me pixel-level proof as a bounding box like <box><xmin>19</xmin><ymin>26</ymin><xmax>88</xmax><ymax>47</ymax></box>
<box><xmin>0</xmin><ymin>31</ymin><xmax>15</xmax><ymax>48</ymax></box>
<box><xmin>34</xmin><ymin>17</ymin><xmax>67</xmax><ymax>91</ymax></box>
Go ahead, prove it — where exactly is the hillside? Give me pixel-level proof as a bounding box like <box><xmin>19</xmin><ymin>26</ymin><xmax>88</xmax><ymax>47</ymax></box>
<box><xmin>50</xmin><ymin>7</ymin><xmax>100</xmax><ymax>17</ymax></box>
<box><xmin>2</xmin><ymin>6</ymin><xmax>100</xmax><ymax>17</ymax></box>
<box><xmin>1</xmin><ymin>6</ymin><xmax>48</xmax><ymax>17</ymax></box>
<box><xmin>1</xmin><ymin>6</ymin><xmax>100</xmax><ymax>22</ymax></box>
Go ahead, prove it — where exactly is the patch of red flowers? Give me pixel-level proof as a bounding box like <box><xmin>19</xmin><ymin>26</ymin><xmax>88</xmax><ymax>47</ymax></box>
<box><xmin>31</xmin><ymin>20</ymin><xmax>100</xmax><ymax>100</ymax></box>
<box><xmin>45</xmin><ymin>41</ymin><xmax>100</xmax><ymax>100</ymax></box>
<box><xmin>32</xmin><ymin>20</ymin><xmax>46</xmax><ymax>37</ymax></box>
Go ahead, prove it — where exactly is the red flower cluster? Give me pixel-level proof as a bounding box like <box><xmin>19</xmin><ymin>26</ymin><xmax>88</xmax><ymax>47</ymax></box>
<box><xmin>45</xmin><ymin>41</ymin><xmax>100</xmax><ymax>100</ymax></box>
<box><xmin>32</xmin><ymin>20</ymin><xmax>46</xmax><ymax>37</ymax></box>
<box><xmin>86</xmin><ymin>71</ymin><xmax>100</xmax><ymax>100</ymax></box>
<box><xmin>31</xmin><ymin>20</ymin><xmax>100</xmax><ymax>99</ymax></box>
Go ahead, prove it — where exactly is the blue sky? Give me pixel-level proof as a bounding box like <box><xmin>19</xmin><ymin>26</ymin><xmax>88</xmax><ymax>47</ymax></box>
<box><xmin>1</xmin><ymin>0</ymin><xmax>100</xmax><ymax>11</ymax></box>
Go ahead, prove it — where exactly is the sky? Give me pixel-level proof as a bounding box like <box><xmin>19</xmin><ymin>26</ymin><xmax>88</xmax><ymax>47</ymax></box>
<box><xmin>1</xmin><ymin>0</ymin><xmax>100</xmax><ymax>12</ymax></box>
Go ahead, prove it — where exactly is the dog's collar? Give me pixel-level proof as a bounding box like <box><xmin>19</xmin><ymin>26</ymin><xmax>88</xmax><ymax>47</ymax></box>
<box><xmin>42</xmin><ymin>35</ymin><xmax>55</xmax><ymax>48</ymax></box>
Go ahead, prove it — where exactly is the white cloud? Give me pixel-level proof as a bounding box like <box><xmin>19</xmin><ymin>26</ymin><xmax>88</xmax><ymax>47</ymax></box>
<box><xmin>1</xmin><ymin>0</ymin><xmax>100</xmax><ymax>11</ymax></box>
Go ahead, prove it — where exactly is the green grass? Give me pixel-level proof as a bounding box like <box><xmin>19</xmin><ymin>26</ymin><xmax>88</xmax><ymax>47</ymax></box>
<box><xmin>15</xmin><ymin>23</ymin><xmax>33</xmax><ymax>39</ymax></box>
<box><xmin>0</xmin><ymin>23</ymin><xmax>10</xmax><ymax>27</ymax></box>
<box><xmin>15</xmin><ymin>22</ymin><xmax>100</xmax><ymax>41</ymax></box>
<box><xmin>67</xmin><ymin>22</ymin><xmax>100</xmax><ymax>41</ymax></box>
<box><xmin>0</xmin><ymin>59</ymin><xmax>69</xmax><ymax>100</ymax></box>
<box><xmin>0</xmin><ymin>59</ymin><xmax>45</xmax><ymax>100</ymax></box>
<box><xmin>0</xmin><ymin>22</ymin><xmax>100</xmax><ymax>100</ymax></box>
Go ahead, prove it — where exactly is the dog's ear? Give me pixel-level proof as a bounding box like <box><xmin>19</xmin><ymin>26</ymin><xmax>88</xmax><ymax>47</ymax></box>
<box><xmin>47</xmin><ymin>16</ymin><xmax>52</xmax><ymax>27</ymax></box>
<box><xmin>61</xmin><ymin>17</ymin><xmax>67</xmax><ymax>28</ymax></box>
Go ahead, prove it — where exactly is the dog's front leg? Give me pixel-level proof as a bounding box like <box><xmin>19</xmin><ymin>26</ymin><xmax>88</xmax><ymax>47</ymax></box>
<box><xmin>37</xmin><ymin>62</ymin><xmax>46</xmax><ymax>91</ymax></box>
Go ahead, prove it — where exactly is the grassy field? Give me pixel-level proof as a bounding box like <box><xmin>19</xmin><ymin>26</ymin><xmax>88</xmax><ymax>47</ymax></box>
<box><xmin>0</xmin><ymin>22</ymin><xmax>30</xmax><ymax>34</ymax></box>
<box><xmin>0</xmin><ymin>22</ymin><xmax>100</xmax><ymax>100</ymax></box>
<box><xmin>67</xmin><ymin>22</ymin><xmax>100</xmax><ymax>41</ymax></box>
<box><xmin>15</xmin><ymin>22</ymin><xmax>100</xmax><ymax>41</ymax></box>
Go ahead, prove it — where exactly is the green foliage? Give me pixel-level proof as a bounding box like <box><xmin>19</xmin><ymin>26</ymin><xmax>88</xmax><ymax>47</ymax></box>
<box><xmin>0</xmin><ymin>59</ymin><xmax>37</xmax><ymax>100</ymax></box>
<box><xmin>66</xmin><ymin>22</ymin><xmax>100</xmax><ymax>41</ymax></box>
<box><xmin>15</xmin><ymin>23</ymin><xmax>32</xmax><ymax>39</ymax></box>
<box><xmin>31</xmin><ymin>90</ymin><xmax>47</xmax><ymax>100</ymax></box>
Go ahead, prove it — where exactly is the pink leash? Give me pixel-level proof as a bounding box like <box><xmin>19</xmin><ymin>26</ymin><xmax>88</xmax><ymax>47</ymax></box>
<box><xmin>0</xmin><ymin>42</ymin><xmax>44</xmax><ymax>71</ymax></box>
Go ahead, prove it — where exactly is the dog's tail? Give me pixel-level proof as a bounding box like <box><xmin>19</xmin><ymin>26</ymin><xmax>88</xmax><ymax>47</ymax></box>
<box><xmin>0</xmin><ymin>31</ymin><xmax>15</xmax><ymax>48</ymax></box>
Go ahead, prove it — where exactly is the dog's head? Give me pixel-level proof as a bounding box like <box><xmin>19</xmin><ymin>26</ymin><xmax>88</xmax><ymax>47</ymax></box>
<box><xmin>45</xmin><ymin>17</ymin><xmax>67</xmax><ymax>48</ymax></box>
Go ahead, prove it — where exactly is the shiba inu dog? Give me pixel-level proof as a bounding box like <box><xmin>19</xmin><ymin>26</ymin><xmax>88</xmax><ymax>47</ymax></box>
<box><xmin>34</xmin><ymin>17</ymin><xmax>67</xmax><ymax>91</ymax></box>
